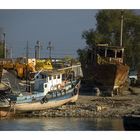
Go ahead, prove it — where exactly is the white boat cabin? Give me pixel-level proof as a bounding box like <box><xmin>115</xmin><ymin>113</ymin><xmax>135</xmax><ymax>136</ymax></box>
<box><xmin>34</xmin><ymin>71</ymin><xmax>63</xmax><ymax>95</ymax></box>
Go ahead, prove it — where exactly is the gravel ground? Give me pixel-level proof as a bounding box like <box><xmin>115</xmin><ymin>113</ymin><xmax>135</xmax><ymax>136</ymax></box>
<box><xmin>16</xmin><ymin>91</ymin><xmax>140</xmax><ymax>118</ymax></box>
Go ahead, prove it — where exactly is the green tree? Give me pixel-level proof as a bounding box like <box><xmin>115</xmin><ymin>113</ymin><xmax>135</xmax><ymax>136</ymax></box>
<box><xmin>77</xmin><ymin>48</ymin><xmax>88</xmax><ymax>64</ymax></box>
<box><xmin>78</xmin><ymin>10</ymin><xmax>140</xmax><ymax>69</ymax></box>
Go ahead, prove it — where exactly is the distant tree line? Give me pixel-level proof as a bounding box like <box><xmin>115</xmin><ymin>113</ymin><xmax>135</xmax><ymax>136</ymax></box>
<box><xmin>77</xmin><ymin>10</ymin><xmax>140</xmax><ymax>70</ymax></box>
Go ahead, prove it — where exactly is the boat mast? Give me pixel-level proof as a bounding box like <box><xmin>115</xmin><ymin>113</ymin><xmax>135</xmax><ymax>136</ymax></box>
<box><xmin>120</xmin><ymin>11</ymin><xmax>124</xmax><ymax>47</ymax></box>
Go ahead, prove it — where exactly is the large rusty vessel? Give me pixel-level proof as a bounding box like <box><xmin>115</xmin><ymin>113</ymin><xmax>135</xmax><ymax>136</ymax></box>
<box><xmin>81</xmin><ymin>44</ymin><xmax>129</xmax><ymax>96</ymax></box>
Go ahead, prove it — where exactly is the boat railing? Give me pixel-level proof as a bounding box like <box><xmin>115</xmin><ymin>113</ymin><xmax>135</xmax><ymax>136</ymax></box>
<box><xmin>44</xmin><ymin>80</ymin><xmax>79</xmax><ymax>99</ymax></box>
<box><xmin>97</xmin><ymin>54</ymin><xmax>123</xmax><ymax>64</ymax></box>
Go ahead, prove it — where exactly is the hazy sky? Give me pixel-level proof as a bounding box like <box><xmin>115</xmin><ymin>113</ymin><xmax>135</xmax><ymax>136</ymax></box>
<box><xmin>0</xmin><ymin>10</ymin><xmax>98</xmax><ymax>58</ymax></box>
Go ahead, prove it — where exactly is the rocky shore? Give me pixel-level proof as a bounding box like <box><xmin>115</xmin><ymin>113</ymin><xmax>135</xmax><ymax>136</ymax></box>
<box><xmin>16</xmin><ymin>86</ymin><xmax>140</xmax><ymax>119</ymax></box>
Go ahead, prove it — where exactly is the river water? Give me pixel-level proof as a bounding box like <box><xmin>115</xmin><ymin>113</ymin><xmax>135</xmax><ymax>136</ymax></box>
<box><xmin>0</xmin><ymin>117</ymin><xmax>124</xmax><ymax>131</ymax></box>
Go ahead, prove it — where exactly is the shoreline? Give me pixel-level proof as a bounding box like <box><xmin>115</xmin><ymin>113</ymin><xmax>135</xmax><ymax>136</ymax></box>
<box><xmin>14</xmin><ymin>87</ymin><xmax>140</xmax><ymax>119</ymax></box>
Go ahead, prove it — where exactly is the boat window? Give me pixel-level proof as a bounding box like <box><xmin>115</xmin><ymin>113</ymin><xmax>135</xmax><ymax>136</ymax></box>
<box><xmin>98</xmin><ymin>48</ymin><xmax>105</xmax><ymax>57</ymax></box>
<box><xmin>107</xmin><ymin>49</ymin><xmax>115</xmax><ymax>57</ymax></box>
<box><xmin>42</xmin><ymin>75</ymin><xmax>47</xmax><ymax>79</ymax></box>
<box><xmin>62</xmin><ymin>74</ymin><xmax>66</xmax><ymax>80</ymax></box>
<box><xmin>57</xmin><ymin>75</ymin><xmax>60</xmax><ymax>79</ymax></box>
<box><xmin>117</xmin><ymin>50</ymin><xmax>122</xmax><ymax>58</ymax></box>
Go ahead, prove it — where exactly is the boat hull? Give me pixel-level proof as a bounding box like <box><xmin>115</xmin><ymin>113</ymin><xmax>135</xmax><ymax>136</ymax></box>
<box><xmin>82</xmin><ymin>63</ymin><xmax>129</xmax><ymax>95</ymax></box>
<box><xmin>15</xmin><ymin>93</ymin><xmax>78</xmax><ymax>112</ymax></box>
<box><xmin>0</xmin><ymin>87</ymin><xmax>79</xmax><ymax>117</ymax></box>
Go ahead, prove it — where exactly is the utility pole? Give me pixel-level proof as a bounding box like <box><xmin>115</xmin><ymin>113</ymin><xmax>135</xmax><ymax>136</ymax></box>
<box><xmin>47</xmin><ymin>41</ymin><xmax>53</xmax><ymax>58</ymax></box>
<box><xmin>35</xmin><ymin>40</ymin><xmax>41</xmax><ymax>59</ymax></box>
<box><xmin>6</xmin><ymin>47</ymin><xmax>11</xmax><ymax>58</ymax></box>
<box><xmin>120</xmin><ymin>11</ymin><xmax>124</xmax><ymax>47</ymax></box>
<box><xmin>10</xmin><ymin>47</ymin><xmax>13</xmax><ymax>58</ymax></box>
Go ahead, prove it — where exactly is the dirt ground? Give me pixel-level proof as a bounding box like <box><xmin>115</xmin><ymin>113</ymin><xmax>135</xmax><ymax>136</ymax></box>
<box><xmin>76</xmin><ymin>86</ymin><xmax>140</xmax><ymax>118</ymax></box>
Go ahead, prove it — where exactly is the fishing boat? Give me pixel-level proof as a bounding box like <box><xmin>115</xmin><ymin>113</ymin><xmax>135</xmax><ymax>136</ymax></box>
<box><xmin>0</xmin><ymin>65</ymin><xmax>81</xmax><ymax>117</ymax></box>
<box><xmin>81</xmin><ymin>44</ymin><xmax>129</xmax><ymax>96</ymax></box>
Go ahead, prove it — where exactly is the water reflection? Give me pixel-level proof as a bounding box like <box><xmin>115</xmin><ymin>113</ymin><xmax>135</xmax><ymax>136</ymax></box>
<box><xmin>0</xmin><ymin>118</ymin><xmax>124</xmax><ymax>131</ymax></box>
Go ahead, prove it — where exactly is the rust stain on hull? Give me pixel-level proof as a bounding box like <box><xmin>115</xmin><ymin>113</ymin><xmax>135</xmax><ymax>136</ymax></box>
<box><xmin>114</xmin><ymin>64</ymin><xmax>129</xmax><ymax>89</ymax></box>
<box><xmin>82</xmin><ymin>63</ymin><xmax>129</xmax><ymax>93</ymax></box>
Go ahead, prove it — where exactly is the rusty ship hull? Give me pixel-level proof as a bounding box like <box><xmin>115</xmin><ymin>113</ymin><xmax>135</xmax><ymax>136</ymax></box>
<box><xmin>82</xmin><ymin>63</ymin><xmax>129</xmax><ymax>95</ymax></box>
<box><xmin>81</xmin><ymin>44</ymin><xmax>130</xmax><ymax>96</ymax></box>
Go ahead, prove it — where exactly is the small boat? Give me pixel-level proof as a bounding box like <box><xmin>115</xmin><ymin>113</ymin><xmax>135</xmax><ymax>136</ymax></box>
<box><xmin>0</xmin><ymin>66</ymin><xmax>81</xmax><ymax>118</ymax></box>
<box><xmin>123</xmin><ymin>114</ymin><xmax>140</xmax><ymax>130</ymax></box>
